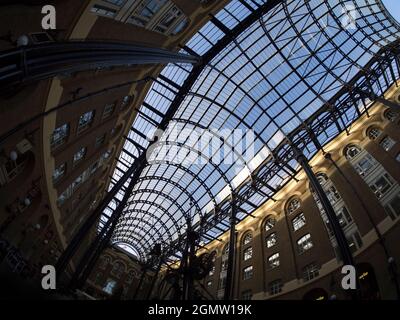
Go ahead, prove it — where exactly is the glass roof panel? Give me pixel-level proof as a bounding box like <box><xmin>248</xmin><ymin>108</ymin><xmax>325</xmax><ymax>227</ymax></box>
<box><xmin>105</xmin><ymin>0</ymin><xmax>400</xmax><ymax>260</ymax></box>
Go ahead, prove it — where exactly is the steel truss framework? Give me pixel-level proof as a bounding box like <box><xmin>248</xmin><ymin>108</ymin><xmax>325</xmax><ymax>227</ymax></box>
<box><xmin>0</xmin><ymin>42</ymin><xmax>199</xmax><ymax>92</ymax></box>
<box><xmin>90</xmin><ymin>0</ymin><xmax>400</xmax><ymax>268</ymax></box>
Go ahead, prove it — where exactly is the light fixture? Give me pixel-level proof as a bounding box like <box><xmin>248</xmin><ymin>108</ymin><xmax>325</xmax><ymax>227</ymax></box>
<box><xmin>388</xmin><ymin>256</ymin><xmax>395</xmax><ymax>264</ymax></box>
<box><xmin>10</xmin><ymin>150</ymin><xmax>18</xmax><ymax>161</ymax></box>
<box><xmin>24</xmin><ymin>198</ymin><xmax>31</xmax><ymax>206</ymax></box>
<box><xmin>35</xmin><ymin>223</ymin><xmax>41</xmax><ymax>230</ymax></box>
<box><xmin>17</xmin><ymin>35</ymin><xmax>29</xmax><ymax>47</ymax></box>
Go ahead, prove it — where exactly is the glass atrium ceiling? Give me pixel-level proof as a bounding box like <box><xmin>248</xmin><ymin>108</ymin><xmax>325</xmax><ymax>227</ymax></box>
<box><xmin>101</xmin><ymin>0</ymin><xmax>400</xmax><ymax>261</ymax></box>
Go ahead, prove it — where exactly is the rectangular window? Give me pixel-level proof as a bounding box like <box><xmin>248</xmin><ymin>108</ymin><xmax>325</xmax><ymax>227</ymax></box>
<box><xmin>292</xmin><ymin>212</ymin><xmax>306</xmax><ymax>231</ymax></box>
<box><xmin>297</xmin><ymin>234</ymin><xmax>313</xmax><ymax>254</ymax></box>
<box><xmin>209</xmin><ymin>266</ymin><xmax>215</xmax><ymax>276</ymax></box>
<box><xmin>369</xmin><ymin>173</ymin><xmax>394</xmax><ymax>199</ymax></box>
<box><xmin>91</xmin><ymin>4</ymin><xmax>118</xmax><ymax>17</ymax></box>
<box><xmin>120</xmin><ymin>95</ymin><xmax>132</xmax><ymax>109</ymax></box>
<box><xmin>102</xmin><ymin>103</ymin><xmax>115</xmax><ymax>119</ymax></box>
<box><xmin>380</xmin><ymin>136</ymin><xmax>396</xmax><ymax>151</ymax></box>
<box><xmin>73</xmin><ymin>147</ymin><xmax>87</xmax><ymax>165</ymax></box>
<box><xmin>105</xmin><ymin>0</ymin><xmax>126</xmax><ymax>5</ymax></box>
<box><xmin>355</xmin><ymin>155</ymin><xmax>375</xmax><ymax>176</ymax></box>
<box><xmin>218</xmin><ymin>277</ymin><xmax>226</xmax><ymax>289</ymax></box>
<box><xmin>241</xmin><ymin>290</ymin><xmax>252</xmax><ymax>300</ymax></box>
<box><xmin>1</xmin><ymin>156</ymin><xmax>27</xmax><ymax>185</ymax></box>
<box><xmin>52</xmin><ymin>163</ymin><xmax>66</xmax><ymax>184</ymax></box>
<box><xmin>303</xmin><ymin>263</ymin><xmax>320</xmax><ymax>281</ymax></box>
<box><xmin>103</xmin><ymin>279</ymin><xmax>117</xmax><ymax>294</ymax></box>
<box><xmin>345</xmin><ymin>233</ymin><xmax>362</xmax><ymax>254</ymax></box>
<box><xmin>71</xmin><ymin>174</ymin><xmax>84</xmax><ymax>192</ymax></box>
<box><xmin>155</xmin><ymin>6</ymin><xmax>181</xmax><ymax>33</ymax></box>
<box><xmin>129</xmin><ymin>0</ymin><xmax>168</xmax><ymax>26</ymax></box>
<box><xmin>171</xmin><ymin>18</ymin><xmax>188</xmax><ymax>35</ymax></box>
<box><xmin>269</xmin><ymin>279</ymin><xmax>283</xmax><ymax>295</ymax></box>
<box><xmin>243</xmin><ymin>266</ymin><xmax>253</xmax><ymax>280</ymax></box>
<box><xmin>57</xmin><ymin>186</ymin><xmax>72</xmax><ymax>206</ymax></box>
<box><xmin>77</xmin><ymin>111</ymin><xmax>95</xmax><ymax>134</ymax></box>
<box><xmin>384</xmin><ymin>195</ymin><xmax>400</xmax><ymax>219</ymax></box>
<box><xmin>267</xmin><ymin>253</ymin><xmax>280</xmax><ymax>269</ymax></box>
<box><xmin>90</xmin><ymin>161</ymin><xmax>99</xmax><ymax>175</ymax></box>
<box><xmin>243</xmin><ymin>247</ymin><xmax>253</xmax><ymax>261</ymax></box>
<box><xmin>266</xmin><ymin>232</ymin><xmax>277</xmax><ymax>248</ymax></box>
<box><xmin>51</xmin><ymin>124</ymin><xmax>69</xmax><ymax>150</ymax></box>
<box><xmin>95</xmin><ymin>134</ymin><xmax>106</xmax><ymax>147</ymax></box>
<box><xmin>326</xmin><ymin>185</ymin><xmax>341</xmax><ymax>204</ymax></box>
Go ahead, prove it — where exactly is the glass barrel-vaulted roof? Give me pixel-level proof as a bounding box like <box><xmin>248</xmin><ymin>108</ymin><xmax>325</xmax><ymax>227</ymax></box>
<box><xmin>101</xmin><ymin>0</ymin><xmax>400</xmax><ymax>261</ymax></box>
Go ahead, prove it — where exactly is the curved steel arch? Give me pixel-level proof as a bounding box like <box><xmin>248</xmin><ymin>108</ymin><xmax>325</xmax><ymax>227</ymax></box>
<box><xmin>100</xmin><ymin>0</ymin><xmax>400</xmax><ymax>263</ymax></box>
<box><xmin>119</xmin><ymin>199</ymin><xmax>184</xmax><ymax>244</ymax></box>
<box><xmin>170</xmin><ymin>118</ymin><xmax>253</xmax><ymax>175</ymax></box>
<box><xmin>150</xmin><ymin>140</ymin><xmax>234</xmax><ymax>192</ymax></box>
<box><xmin>282</xmin><ymin>3</ymin><xmax>357</xmax><ymax>89</ymax></box>
<box><xmin>135</xmin><ymin>175</ymin><xmax>202</xmax><ymax>215</ymax></box>
<box><xmin>146</xmin><ymin>160</ymin><xmax>217</xmax><ymax>208</ymax></box>
<box><xmin>126</xmin><ymin>188</ymin><xmax>191</xmax><ymax>221</ymax></box>
<box><xmin>113</xmin><ymin>233</ymin><xmax>155</xmax><ymax>257</ymax></box>
<box><xmin>114</xmin><ymin>223</ymin><xmax>163</xmax><ymax>252</ymax></box>
<box><xmin>116</xmin><ymin>209</ymin><xmax>173</xmax><ymax>241</ymax></box>
<box><xmin>101</xmin><ymin>0</ymin><xmax>287</xmax><ymax>260</ymax></box>
<box><xmin>352</xmin><ymin>0</ymin><xmax>400</xmax><ymax>48</ymax></box>
<box><xmin>186</xmin><ymin>91</ymin><xmax>273</xmax><ymax>144</ymax></box>
<box><xmin>115</xmin><ymin>214</ymin><xmax>171</xmax><ymax>245</ymax></box>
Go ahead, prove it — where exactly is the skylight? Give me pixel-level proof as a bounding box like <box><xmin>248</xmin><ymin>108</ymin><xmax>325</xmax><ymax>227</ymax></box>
<box><xmin>102</xmin><ymin>0</ymin><xmax>400</xmax><ymax>262</ymax></box>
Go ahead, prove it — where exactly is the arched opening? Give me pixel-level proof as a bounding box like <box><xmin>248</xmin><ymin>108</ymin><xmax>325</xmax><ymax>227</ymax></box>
<box><xmin>303</xmin><ymin>288</ymin><xmax>329</xmax><ymax>300</ymax></box>
<box><xmin>357</xmin><ymin>263</ymin><xmax>381</xmax><ymax>300</ymax></box>
<box><xmin>0</xmin><ymin>150</ymin><xmax>35</xmax><ymax>189</ymax></box>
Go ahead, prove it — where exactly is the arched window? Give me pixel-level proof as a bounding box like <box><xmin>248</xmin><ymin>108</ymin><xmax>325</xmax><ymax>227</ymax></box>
<box><xmin>264</xmin><ymin>216</ymin><xmax>276</xmax><ymax>231</ymax></box>
<box><xmin>265</xmin><ymin>232</ymin><xmax>277</xmax><ymax>248</ymax></box>
<box><xmin>126</xmin><ymin>269</ymin><xmax>137</xmax><ymax>284</ymax></box>
<box><xmin>380</xmin><ymin>136</ymin><xmax>396</xmax><ymax>152</ymax></box>
<box><xmin>222</xmin><ymin>244</ymin><xmax>229</xmax><ymax>256</ymax></box>
<box><xmin>267</xmin><ymin>253</ymin><xmax>280</xmax><ymax>269</ymax></box>
<box><xmin>111</xmin><ymin>260</ymin><xmax>125</xmax><ymax>278</ymax></box>
<box><xmin>243</xmin><ymin>247</ymin><xmax>253</xmax><ymax>261</ymax></box>
<box><xmin>99</xmin><ymin>255</ymin><xmax>111</xmax><ymax>270</ymax></box>
<box><xmin>243</xmin><ymin>233</ymin><xmax>252</xmax><ymax>245</ymax></box>
<box><xmin>367</xmin><ymin>127</ymin><xmax>382</xmax><ymax>140</ymax></box>
<box><xmin>211</xmin><ymin>251</ymin><xmax>217</xmax><ymax>263</ymax></box>
<box><xmin>316</xmin><ymin>173</ymin><xmax>328</xmax><ymax>184</ymax></box>
<box><xmin>120</xmin><ymin>95</ymin><xmax>133</xmax><ymax>109</ymax></box>
<box><xmin>345</xmin><ymin>145</ymin><xmax>361</xmax><ymax>160</ymax></box>
<box><xmin>286</xmin><ymin>198</ymin><xmax>301</xmax><ymax>214</ymax></box>
<box><xmin>384</xmin><ymin>109</ymin><xmax>398</xmax><ymax>122</ymax></box>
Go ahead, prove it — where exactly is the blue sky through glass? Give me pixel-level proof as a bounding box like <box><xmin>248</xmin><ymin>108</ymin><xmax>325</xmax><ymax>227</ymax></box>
<box><xmin>109</xmin><ymin>0</ymin><xmax>400</xmax><ymax>259</ymax></box>
<box><xmin>382</xmin><ymin>0</ymin><xmax>400</xmax><ymax>23</ymax></box>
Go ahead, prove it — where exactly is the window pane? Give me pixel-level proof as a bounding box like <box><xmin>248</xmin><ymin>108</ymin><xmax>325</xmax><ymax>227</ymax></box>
<box><xmin>292</xmin><ymin>212</ymin><xmax>306</xmax><ymax>231</ymax></box>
